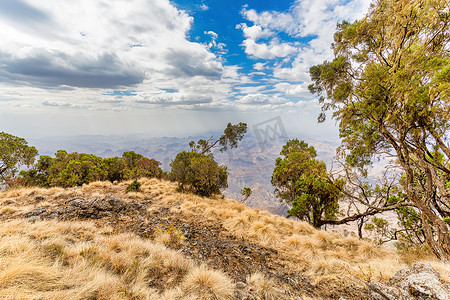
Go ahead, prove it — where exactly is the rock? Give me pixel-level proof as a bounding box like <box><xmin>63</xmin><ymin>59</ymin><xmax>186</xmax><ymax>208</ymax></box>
<box><xmin>236</xmin><ymin>282</ymin><xmax>247</xmax><ymax>290</ymax></box>
<box><xmin>369</xmin><ymin>281</ymin><xmax>409</xmax><ymax>300</ymax></box>
<box><xmin>26</xmin><ymin>216</ymin><xmax>41</xmax><ymax>223</ymax></box>
<box><xmin>369</xmin><ymin>262</ymin><xmax>450</xmax><ymax>300</ymax></box>
<box><xmin>24</xmin><ymin>194</ymin><xmax>145</xmax><ymax>220</ymax></box>
<box><xmin>26</xmin><ymin>206</ymin><xmax>51</xmax><ymax>217</ymax></box>
<box><xmin>105</xmin><ymin>194</ymin><xmax>127</xmax><ymax>212</ymax></box>
<box><xmin>34</xmin><ymin>195</ymin><xmax>45</xmax><ymax>201</ymax></box>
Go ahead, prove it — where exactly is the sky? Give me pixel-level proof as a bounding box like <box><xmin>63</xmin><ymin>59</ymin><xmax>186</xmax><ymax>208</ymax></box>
<box><xmin>0</xmin><ymin>0</ymin><xmax>371</xmax><ymax>140</ymax></box>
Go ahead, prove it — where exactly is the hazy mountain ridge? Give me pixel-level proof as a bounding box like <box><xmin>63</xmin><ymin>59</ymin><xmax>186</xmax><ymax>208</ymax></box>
<box><xmin>29</xmin><ymin>132</ymin><xmax>339</xmax><ymax>215</ymax></box>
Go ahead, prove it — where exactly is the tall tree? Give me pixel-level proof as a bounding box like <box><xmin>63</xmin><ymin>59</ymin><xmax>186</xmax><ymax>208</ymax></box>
<box><xmin>189</xmin><ymin>122</ymin><xmax>247</xmax><ymax>154</ymax></box>
<box><xmin>0</xmin><ymin>132</ymin><xmax>38</xmax><ymax>183</ymax></box>
<box><xmin>309</xmin><ymin>0</ymin><xmax>450</xmax><ymax>260</ymax></box>
<box><xmin>169</xmin><ymin>151</ymin><xmax>228</xmax><ymax>197</ymax></box>
<box><xmin>272</xmin><ymin>139</ymin><xmax>344</xmax><ymax>228</ymax></box>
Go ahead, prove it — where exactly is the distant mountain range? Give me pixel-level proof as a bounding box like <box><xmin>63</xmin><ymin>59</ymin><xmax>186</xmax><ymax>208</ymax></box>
<box><xmin>29</xmin><ymin>131</ymin><xmax>340</xmax><ymax>215</ymax></box>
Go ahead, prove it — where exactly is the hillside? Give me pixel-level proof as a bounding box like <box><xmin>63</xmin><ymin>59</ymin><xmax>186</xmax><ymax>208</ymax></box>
<box><xmin>0</xmin><ymin>179</ymin><xmax>448</xmax><ymax>299</ymax></box>
<box><xmin>29</xmin><ymin>133</ymin><xmax>339</xmax><ymax>215</ymax></box>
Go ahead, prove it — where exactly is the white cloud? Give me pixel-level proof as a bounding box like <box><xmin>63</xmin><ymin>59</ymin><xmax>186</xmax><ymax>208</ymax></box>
<box><xmin>237</xmin><ymin>93</ymin><xmax>291</xmax><ymax>106</ymax></box>
<box><xmin>274</xmin><ymin>82</ymin><xmax>311</xmax><ymax>98</ymax></box>
<box><xmin>253</xmin><ymin>62</ymin><xmax>266</xmax><ymax>70</ymax></box>
<box><xmin>204</xmin><ymin>31</ymin><xmax>227</xmax><ymax>53</ymax></box>
<box><xmin>236</xmin><ymin>23</ymin><xmax>274</xmax><ymax>41</ymax></box>
<box><xmin>239</xmin><ymin>0</ymin><xmax>371</xmax><ymax>81</ymax></box>
<box><xmin>0</xmin><ymin>0</ymin><xmax>373</xmax><ymax>139</ymax></box>
<box><xmin>241</xmin><ymin>8</ymin><xmax>295</xmax><ymax>33</ymax></box>
<box><xmin>0</xmin><ymin>0</ymin><xmax>224</xmax><ymax>91</ymax></box>
<box><xmin>205</xmin><ymin>31</ymin><xmax>218</xmax><ymax>39</ymax></box>
<box><xmin>242</xmin><ymin>39</ymin><xmax>297</xmax><ymax>59</ymax></box>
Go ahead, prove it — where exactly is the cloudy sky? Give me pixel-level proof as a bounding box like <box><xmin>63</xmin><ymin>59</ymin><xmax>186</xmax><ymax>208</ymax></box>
<box><xmin>0</xmin><ymin>0</ymin><xmax>371</xmax><ymax>139</ymax></box>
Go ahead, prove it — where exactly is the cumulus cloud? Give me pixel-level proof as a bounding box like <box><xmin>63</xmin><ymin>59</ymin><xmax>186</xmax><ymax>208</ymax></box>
<box><xmin>204</xmin><ymin>31</ymin><xmax>227</xmax><ymax>53</ymax></box>
<box><xmin>42</xmin><ymin>101</ymin><xmax>82</xmax><ymax>108</ymax></box>
<box><xmin>0</xmin><ymin>0</ymin><xmax>225</xmax><ymax>91</ymax></box>
<box><xmin>238</xmin><ymin>0</ymin><xmax>371</xmax><ymax>100</ymax></box>
<box><xmin>164</xmin><ymin>48</ymin><xmax>223</xmax><ymax>80</ymax></box>
<box><xmin>236</xmin><ymin>23</ymin><xmax>274</xmax><ymax>41</ymax></box>
<box><xmin>242</xmin><ymin>39</ymin><xmax>297</xmax><ymax>59</ymax></box>
<box><xmin>274</xmin><ymin>82</ymin><xmax>311</xmax><ymax>98</ymax></box>
<box><xmin>253</xmin><ymin>62</ymin><xmax>266</xmax><ymax>71</ymax></box>
<box><xmin>238</xmin><ymin>94</ymin><xmax>290</xmax><ymax>105</ymax></box>
<box><xmin>0</xmin><ymin>49</ymin><xmax>145</xmax><ymax>88</ymax></box>
<box><xmin>0</xmin><ymin>0</ymin><xmax>374</xmax><ymax>139</ymax></box>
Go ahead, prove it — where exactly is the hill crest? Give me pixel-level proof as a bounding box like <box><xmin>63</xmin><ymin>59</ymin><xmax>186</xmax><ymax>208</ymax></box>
<box><xmin>0</xmin><ymin>178</ymin><xmax>448</xmax><ymax>299</ymax></box>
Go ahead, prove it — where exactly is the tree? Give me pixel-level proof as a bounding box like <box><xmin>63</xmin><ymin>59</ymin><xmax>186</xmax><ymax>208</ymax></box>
<box><xmin>189</xmin><ymin>122</ymin><xmax>247</xmax><ymax>154</ymax></box>
<box><xmin>103</xmin><ymin>156</ymin><xmax>127</xmax><ymax>182</ymax></box>
<box><xmin>309</xmin><ymin>0</ymin><xmax>450</xmax><ymax>260</ymax></box>
<box><xmin>241</xmin><ymin>187</ymin><xmax>252</xmax><ymax>202</ymax></box>
<box><xmin>0</xmin><ymin>132</ymin><xmax>38</xmax><ymax>184</ymax></box>
<box><xmin>169</xmin><ymin>151</ymin><xmax>228</xmax><ymax>197</ymax></box>
<box><xmin>170</xmin><ymin>122</ymin><xmax>246</xmax><ymax>197</ymax></box>
<box><xmin>20</xmin><ymin>150</ymin><xmax>165</xmax><ymax>188</ymax></box>
<box><xmin>272</xmin><ymin>139</ymin><xmax>345</xmax><ymax>228</ymax></box>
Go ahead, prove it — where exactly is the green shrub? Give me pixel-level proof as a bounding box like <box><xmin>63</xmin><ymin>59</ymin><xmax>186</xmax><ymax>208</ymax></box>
<box><xmin>20</xmin><ymin>150</ymin><xmax>165</xmax><ymax>188</ymax></box>
<box><xmin>169</xmin><ymin>151</ymin><xmax>227</xmax><ymax>197</ymax></box>
<box><xmin>126</xmin><ymin>180</ymin><xmax>142</xmax><ymax>193</ymax></box>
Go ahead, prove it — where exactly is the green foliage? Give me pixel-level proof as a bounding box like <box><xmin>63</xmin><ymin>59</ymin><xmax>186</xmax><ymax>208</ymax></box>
<box><xmin>189</xmin><ymin>122</ymin><xmax>247</xmax><ymax>154</ymax></box>
<box><xmin>126</xmin><ymin>180</ymin><xmax>142</xmax><ymax>193</ymax></box>
<box><xmin>20</xmin><ymin>150</ymin><xmax>165</xmax><ymax>188</ymax></box>
<box><xmin>169</xmin><ymin>151</ymin><xmax>228</xmax><ymax>197</ymax></box>
<box><xmin>271</xmin><ymin>139</ymin><xmax>344</xmax><ymax>228</ymax></box>
<box><xmin>309</xmin><ymin>0</ymin><xmax>450</xmax><ymax>260</ymax></box>
<box><xmin>365</xmin><ymin>217</ymin><xmax>391</xmax><ymax>238</ymax></box>
<box><xmin>241</xmin><ymin>187</ymin><xmax>252</xmax><ymax>201</ymax></box>
<box><xmin>0</xmin><ymin>132</ymin><xmax>38</xmax><ymax>185</ymax></box>
<box><xmin>103</xmin><ymin>156</ymin><xmax>126</xmax><ymax>182</ymax></box>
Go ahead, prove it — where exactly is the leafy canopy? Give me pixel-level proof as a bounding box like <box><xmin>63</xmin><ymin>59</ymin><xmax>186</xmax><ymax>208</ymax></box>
<box><xmin>309</xmin><ymin>0</ymin><xmax>450</xmax><ymax>260</ymax></box>
<box><xmin>169</xmin><ymin>151</ymin><xmax>228</xmax><ymax>197</ymax></box>
<box><xmin>189</xmin><ymin>122</ymin><xmax>247</xmax><ymax>154</ymax></box>
<box><xmin>271</xmin><ymin>139</ymin><xmax>344</xmax><ymax>228</ymax></box>
<box><xmin>0</xmin><ymin>132</ymin><xmax>38</xmax><ymax>182</ymax></box>
<box><xmin>20</xmin><ymin>150</ymin><xmax>164</xmax><ymax>188</ymax></box>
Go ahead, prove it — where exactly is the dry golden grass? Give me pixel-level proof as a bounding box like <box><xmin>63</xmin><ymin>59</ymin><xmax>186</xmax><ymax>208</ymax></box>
<box><xmin>171</xmin><ymin>181</ymin><xmax>450</xmax><ymax>284</ymax></box>
<box><xmin>1</xmin><ymin>178</ymin><xmax>449</xmax><ymax>298</ymax></box>
<box><xmin>246</xmin><ymin>273</ymin><xmax>285</xmax><ymax>300</ymax></box>
<box><xmin>182</xmin><ymin>265</ymin><xmax>234</xmax><ymax>300</ymax></box>
<box><xmin>0</xmin><ymin>219</ymin><xmax>233</xmax><ymax>299</ymax></box>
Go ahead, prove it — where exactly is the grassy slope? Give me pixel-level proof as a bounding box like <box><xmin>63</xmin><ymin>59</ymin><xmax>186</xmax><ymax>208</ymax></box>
<box><xmin>0</xmin><ymin>178</ymin><xmax>448</xmax><ymax>299</ymax></box>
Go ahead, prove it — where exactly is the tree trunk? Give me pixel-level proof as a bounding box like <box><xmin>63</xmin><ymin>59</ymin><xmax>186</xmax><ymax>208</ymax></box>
<box><xmin>398</xmin><ymin>144</ymin><xmax>450</xmax><ymax>262</ymax></box>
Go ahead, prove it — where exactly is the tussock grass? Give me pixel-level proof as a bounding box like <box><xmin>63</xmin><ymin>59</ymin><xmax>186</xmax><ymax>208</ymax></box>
<box><xmin>182</xmin><ymin>265</ymin><xmax>234</xmax><ymax>300</ymax></box>
<box><xmin>0</xmin><ymin>219</ymin><xmax>233</xmax><ymax>299</ymax></box>
<box><xmin>172</xmin><ymin>180</ymin><xmax>447</xmax><ymax>283</ymax></box>
<box><xmin>1</xmin><ymin>178</ymin><xmax>449</xmax><ymax>296</ymax></box>
<box><xmin>246</xmin><ymin>273</ymin><xmax>285</xmax><ymax>300</ymax></box>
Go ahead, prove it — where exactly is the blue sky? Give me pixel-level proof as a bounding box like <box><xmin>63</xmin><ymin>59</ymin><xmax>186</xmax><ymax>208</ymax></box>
<box><xmin>0</xmin><ymin>0</ymin><xmax>371</xmax><ymax>139</ymax></box>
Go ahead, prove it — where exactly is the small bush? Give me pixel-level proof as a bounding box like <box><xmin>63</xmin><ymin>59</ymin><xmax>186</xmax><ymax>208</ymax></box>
<box><xmin>126</xmin><ymin>180</ymin><xmax>141</xmax><ymax>193</ymax></box>
<box><xmin>169</xmin><ymin>151</ymin><xmax>227</xmax><ymax>197</ymax></box>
